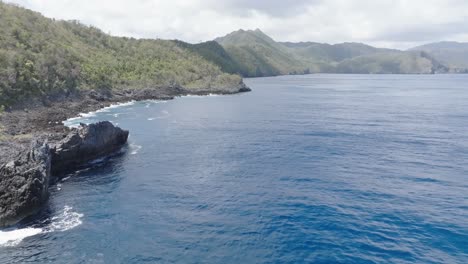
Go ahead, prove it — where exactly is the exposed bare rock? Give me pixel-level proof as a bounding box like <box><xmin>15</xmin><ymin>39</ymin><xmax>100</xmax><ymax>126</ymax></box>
<box><xmin>0</xmin><ymin>140</ymin><xmax>51</xmax><ymax>227</ymax></box>
<box><xmin>51</xmin><ymin>121</ymin><xmax>129</xmax><ymax>175</ymax></box>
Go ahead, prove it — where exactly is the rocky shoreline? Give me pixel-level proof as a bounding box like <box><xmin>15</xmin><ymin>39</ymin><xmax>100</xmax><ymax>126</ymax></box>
<box><xmin>0</xmin><ymin>122</ymin><xmax>129</xmax><ymax>227</ymax></box>
<box><xmin>0</xmin><ymin>83</ymin><xmax>250</xmax><ymax>227</ymax></box>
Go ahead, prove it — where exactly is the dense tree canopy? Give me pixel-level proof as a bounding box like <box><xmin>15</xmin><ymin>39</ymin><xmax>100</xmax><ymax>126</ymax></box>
<box><xmin>214</xmin><ymin>29</ymin><xmax>452</xmax><ymax>76</ymax></box>
<box><xmin>0</xmin><ymin>1</ymin><xmax>461</xmax><ymax>108</ymax></box>
<box><xmin>0</xmin><ymin>2</ymin><xmax>241</xmax><ymax>108</ymax></box>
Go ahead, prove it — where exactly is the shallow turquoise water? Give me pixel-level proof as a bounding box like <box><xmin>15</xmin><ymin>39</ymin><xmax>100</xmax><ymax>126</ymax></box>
<box><xmin>1</xmin><ymin>74</ymin><xmax>467</xmax><ymax>263</ymax></box>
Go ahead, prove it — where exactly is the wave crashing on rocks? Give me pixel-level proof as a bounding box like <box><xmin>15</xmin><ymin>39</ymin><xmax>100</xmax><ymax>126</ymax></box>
<box><xmin>0</xmin><ymin>206</ymin><xmax>83</xmax><ymax>247</ymax></box>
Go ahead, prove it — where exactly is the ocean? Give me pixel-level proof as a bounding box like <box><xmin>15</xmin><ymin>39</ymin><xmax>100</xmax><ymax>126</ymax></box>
<box><xmin>1</xmin><ymin>74</ymin><xmax>467</xmax><ymax>263</ymax></box>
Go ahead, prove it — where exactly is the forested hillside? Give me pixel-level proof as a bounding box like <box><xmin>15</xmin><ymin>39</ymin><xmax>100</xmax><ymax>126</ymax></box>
<box><xmin>1</xmin><ymin>1</ymin><xmax>465</xmax><ymax>110</ymax></box>
<box><xmin>215</xmin><ymin>29</ymin><xmax>310</xmax><ymax>77</ymax></box>
<box><xmin>173</xmin><ymin>40</ymin><xmax>245</xmax><ymax>75</ymax></box>
<box><xmin>335</xmin><ymin>51</ymin><xmax>448</xmax><ymax>74</ymax></box>
<box><xmin>282</xmin><ymin>42</ymin><xmax>395</xmax><ymax>63</ymax></box>
<box><xmin>213</xmin><ymin>29</ymin><xmax>452</xmax><ymax>76</ymax></box>
<box><xmin>0</xmin><ymin>2</ymin><xmax>242</xmax><ymax>108</ymax></box>
<box><xmin>411</xmin><ymin>42</ymin><xmax>468</xmax><ymax>72</ymax></box>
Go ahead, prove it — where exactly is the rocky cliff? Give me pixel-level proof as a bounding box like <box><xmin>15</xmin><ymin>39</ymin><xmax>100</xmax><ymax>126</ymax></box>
<box><xmin>0</xmin><ymin>84</ymin><xmax>248</xmax><ymax>228</ymax></box>
<box><xmin>0</xmin><ymin>140</ymin><xmax>50</xmax><ymax>227</ymax></box>
<box><xmin>0</xmin><ymin>122</ymin><xmax>128</xmax><ymax>227</ymax></box>
<box><xmin>51</xmin><ymin>122</ymin><xmax>129</xmax><ymax>176</ymax></box>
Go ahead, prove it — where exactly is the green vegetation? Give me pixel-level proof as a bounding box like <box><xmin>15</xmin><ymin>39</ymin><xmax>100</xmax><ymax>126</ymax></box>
<box><xmin>411</xmin><ymin>42</ymin><xmax>468</xmax><ymax>72</ymax></box>
<box><xmin>0</xmin><ymin>2</ymin><xmax>241</xmax><ymax>108</ymax></box>
<box><xmin>215</xmin><ymin>29</ymin><xmax>310</xmax><ymax>77</ymax></box>
<box><xmin>335</xmin><ymin>51</ymin><xmax>448</xmax><ymax>74</ymax></box>
<box><xmin>214</xmin><ymin>29</ymin><xmax>453</xmax><ymax>76</ymax></box>
<box><xmin>0</xmin><ymin>122</ymin><xmax>5</xmax><ymax>141</ymax></box>
<box><xmin>282</xmin><ymin>42</ymin><xmax>394</xmax><ymax>63</ymax></box>
<box><xmin>1</xmin><ymin>1</ymin><xmax>464</xmax><ymax>107</ymax></box>
<box><xmin>173</xmin><ymin>40</ymin><xmax>244</xmax><ymax>75</ymax></box>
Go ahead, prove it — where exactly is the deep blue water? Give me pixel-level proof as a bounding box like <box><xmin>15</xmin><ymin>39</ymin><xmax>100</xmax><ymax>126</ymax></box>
<box><xmin>1</xmin><ymin>74</ymin><xmax>468</xmax><ymax>263</ymax></box>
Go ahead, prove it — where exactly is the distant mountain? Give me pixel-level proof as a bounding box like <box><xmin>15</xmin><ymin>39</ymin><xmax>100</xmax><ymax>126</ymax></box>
<box><xmin>173</xmin><ymin>40</ymin><xmax>244</xmax><ymax>75</ymax></box>
<box><xmin>1</xmin><ymin>0</ymin><xmax>463</xmax><ymax>109</ymax></box>
<box><xmin>282</xmin><ymin>42</ymin><xmax>396</xmax><ymax>63</ymax></box>
<box><xmin>335</xmin><ymin>51</ymin><xmax>448</xmax><ymax>74</ymax></box>
<box><xmin>215</xmin><ymin>29</ymin><xmax>309</xmax><ymax>77</ymax></box>
<box><xmin>213</xmin><ymin>29</ymin><xmax>450</xmax><ymax>76</ymax></box>
<box><xmin>411</xmin><ymin>42</ymin><xmax>468</xmax><ymax>72</ymax></box>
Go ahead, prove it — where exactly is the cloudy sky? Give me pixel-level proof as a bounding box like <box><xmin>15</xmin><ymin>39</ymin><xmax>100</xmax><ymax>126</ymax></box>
<box><xmin>6</xmin><ymin>0</ymin><xmax>468</xmax><ymax>49</ymax></box>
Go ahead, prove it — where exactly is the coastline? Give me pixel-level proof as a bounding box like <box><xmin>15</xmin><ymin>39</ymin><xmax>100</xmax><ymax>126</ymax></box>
<box><xmin>0</xmin><ymin>83</ymin><xmax>250</xmax><ymax>161</ymax></box>
<box><xmin>0</xmin><ymin>83</ymin><xmax>251</xmax><ymax>228</ymax></box>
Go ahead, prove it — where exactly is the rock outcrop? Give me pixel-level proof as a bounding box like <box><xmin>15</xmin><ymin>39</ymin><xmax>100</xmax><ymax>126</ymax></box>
<box><xmin>0</xmin><ymin>122</ymin><xmax>129</xmax><ymax>227</ymax></box>
<box><xmin>51</xmin><ymin>121</ymin><xmax>129</xmax><ymax>175</ymax></box>
<box><xmin>0</xmin><ymin>85</ymin><xmax>248</xmax><ymax>228</ymax></box>
<box><xmin>0</xmin><ymin>140</ymin><xmax>51</xmax><ymax>227</ymax></box>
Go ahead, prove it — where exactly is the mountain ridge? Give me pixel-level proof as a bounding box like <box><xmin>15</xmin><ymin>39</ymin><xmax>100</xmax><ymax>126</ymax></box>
<box><xmin>214</xmin><ymin>29</ymin><xmax>309</xmax><ymax>76</ymax></box>
<box><xmin>410</xmin><ymin>41</ymin><xmax>468</xmax><ymax>71</ymax></box>
<box><xmin>0</xmin><ymin>1</ymin><xmax>245</xmax><ymax>108</ymax></box>
<box><xmin>1</xmin><ymin>1</ymin><xmax>467</xmax><ymax>110</ymax></box>
<box><xmin>211</xmin><ymin>29</ymin><xmax>456</xmax><ymax>75</ymax></box>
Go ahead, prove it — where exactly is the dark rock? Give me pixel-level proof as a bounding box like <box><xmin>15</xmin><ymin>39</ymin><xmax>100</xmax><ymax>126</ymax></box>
<box><xmin>0</xmin><ymin>83</ymin><xmax>249</xmax><ymax>227</ymax></box>
<box><xmin>238</xmin><ymin>86</ymin><xmax>252</xmax><ymax>93</ymax></box>
<box><xmin>0</xmin><ymin>140</ymin><xmax>51</xmax><ymax>227</ymax></box>
<box><xmin>0</xmin><ymin>122</ymin><xmax>128</xmax><ymax>227</ymax></box>
<box><xmin>51</xmin><ymin>121</ymin><xmax>129</xmax><ymax>175</ymax></box>
<box><xmin>88</xmin><ymin>89</ymin><xmax>113</xmax><ymax>101</ymax></box>
<box><xmin>187</xmin><ymin>80</ymin><xmax>251</xmax><ymax>95</ymax></box>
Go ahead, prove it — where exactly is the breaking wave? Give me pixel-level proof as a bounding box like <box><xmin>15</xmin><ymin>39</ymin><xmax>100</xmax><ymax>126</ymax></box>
<box><xmin>130</xmin><ymin>144</ymin><xmax>142</xmax><ymax>155</ymax></box>
<box><xmin>63</xmin><ymin>101</ymin><xmax>136</xmax><ymax>127</ymax></box>
<box><xmin>0</xmin><ymin>206</ymin><xmax>83</xmax><ymax>247</ymax></box>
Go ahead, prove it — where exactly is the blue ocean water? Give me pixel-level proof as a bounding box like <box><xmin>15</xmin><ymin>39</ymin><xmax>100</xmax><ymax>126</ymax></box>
<box><xmin>1</xmin><ymin>74</ymin><xmax>467</xmax><ymax>263</ymax></box>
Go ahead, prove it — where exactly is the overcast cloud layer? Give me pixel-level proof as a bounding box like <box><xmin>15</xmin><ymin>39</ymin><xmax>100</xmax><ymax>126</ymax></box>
<box><xmin>6</xmin><ymin>0</ymin><xmax>468</xmax><ymax>49</ymax></box>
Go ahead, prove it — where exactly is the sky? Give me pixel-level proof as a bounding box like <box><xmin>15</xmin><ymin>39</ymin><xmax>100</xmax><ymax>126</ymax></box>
<box><xmin>5</xmin><ymin>0</ymin><xmax>468</xmax><ymax>49</ymax></box>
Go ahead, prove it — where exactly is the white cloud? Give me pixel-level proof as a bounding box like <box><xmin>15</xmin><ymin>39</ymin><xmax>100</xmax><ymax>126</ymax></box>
<box><xmin>5</xmin><ymin>0</ymin><xmax>468</xmax><ymax>49</ymax></box>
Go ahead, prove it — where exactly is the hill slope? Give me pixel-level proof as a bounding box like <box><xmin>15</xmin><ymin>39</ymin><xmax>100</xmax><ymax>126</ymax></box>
<box><xmin>282</xmin><ymin>42</ymin><xmax>396</xmax><ymax>63</ymax></box>
<box><xmin>215</xmin><ymin>29</ymin><xmax>310</xmax><ymax>77</ymax></box>
<box><xmin>173</xmin><ymin>40</ymin><xmax>245</xmax><ymax>75</ymax></box>
<box><xmin>0</xmin><ymin>2</ymin><xmax>242</xmax><ymax>108</ymax></box>
<box><xmin>214</xmin><ymin>29</ymin><xmax>450</xmax><ymax>76</ymax></box>
<box><xmin>335</xmin><ymin>51</ymin><xmax>448</xmax><ymax>74</ymax></box>
<box><xmin>411</xmin><ymin>42</ymin><xmax>468</xmax><ymax>72</ymax></box>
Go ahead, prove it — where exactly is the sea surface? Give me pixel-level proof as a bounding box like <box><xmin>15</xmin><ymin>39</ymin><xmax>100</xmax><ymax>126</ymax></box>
<box><xmin>1</xmin><ymin>74</ymin><xmax>467</xmax><ymax>263</ymax></box>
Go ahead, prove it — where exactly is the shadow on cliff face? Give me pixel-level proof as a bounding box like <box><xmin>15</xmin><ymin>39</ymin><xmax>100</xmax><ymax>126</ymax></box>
<box><xmin>51</xmin><ymin>143</ymin><xmax>130</xmax><ymax>184</ymax></box>
<box><xmin>0</xmin><ymin>121</ymin><xmax>129</xmax><ymax>228</ymax></box>
<box><xmin>15</xmin><ymin>145</ymin><xmax>130</xmax><ymax>230</ymax></box>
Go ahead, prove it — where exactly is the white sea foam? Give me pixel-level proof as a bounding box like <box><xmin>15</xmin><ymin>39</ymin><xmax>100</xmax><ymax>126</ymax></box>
<box><xmin>45</xmin><ymin>206</ymin><xmax>83</xmax><ymax>233</ymax></box>
<box><xmin>80</xmin><ymin>112</ymin><xmax>97</xmax><ymax>118</ymax></box>
<box><xmin>183</xmin><ymin>93</ymin><xmax>220</xmax><ymax>98</ymax></box>
<box><xmin>103</xmin><ymin>101</ymin><xmax>136</xmax><ymax>110</ymax></box>
<box><xmin>0</xmin><ymin>228</ymin><xmax>43</xmax><ymax>247</ymax></box>
<box><xmin>61</xmin><ymin>176</ymin><xmax>71</xmax><ymax>182</ymax></box>
<box><xmin>0</xmin><ymin>206</ymin><xmax>83</xmax><ymax>247</ymax></box>
<box><xmin>88</xmin><ymin>156</ymin><xmax>107</xmax><ymax>165</ymax></box>
<box><xmin>63</xmin><ymin>101</ymin><xmax>136</xmax><ymax>127</ymax></box>
<box><xmin>148</xmin><ymin>100</ymin><xmax>168</xmax><ymax>104</ymax></box>
<box><xmin>145</xmin><ymin>100</ymin><xmax>168</xmax><ymax>107</ymax></box>
<box><xmin>130</xmin><ymin>144</ymin><xmax>142</xmax><ymax>155</ymax></box>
